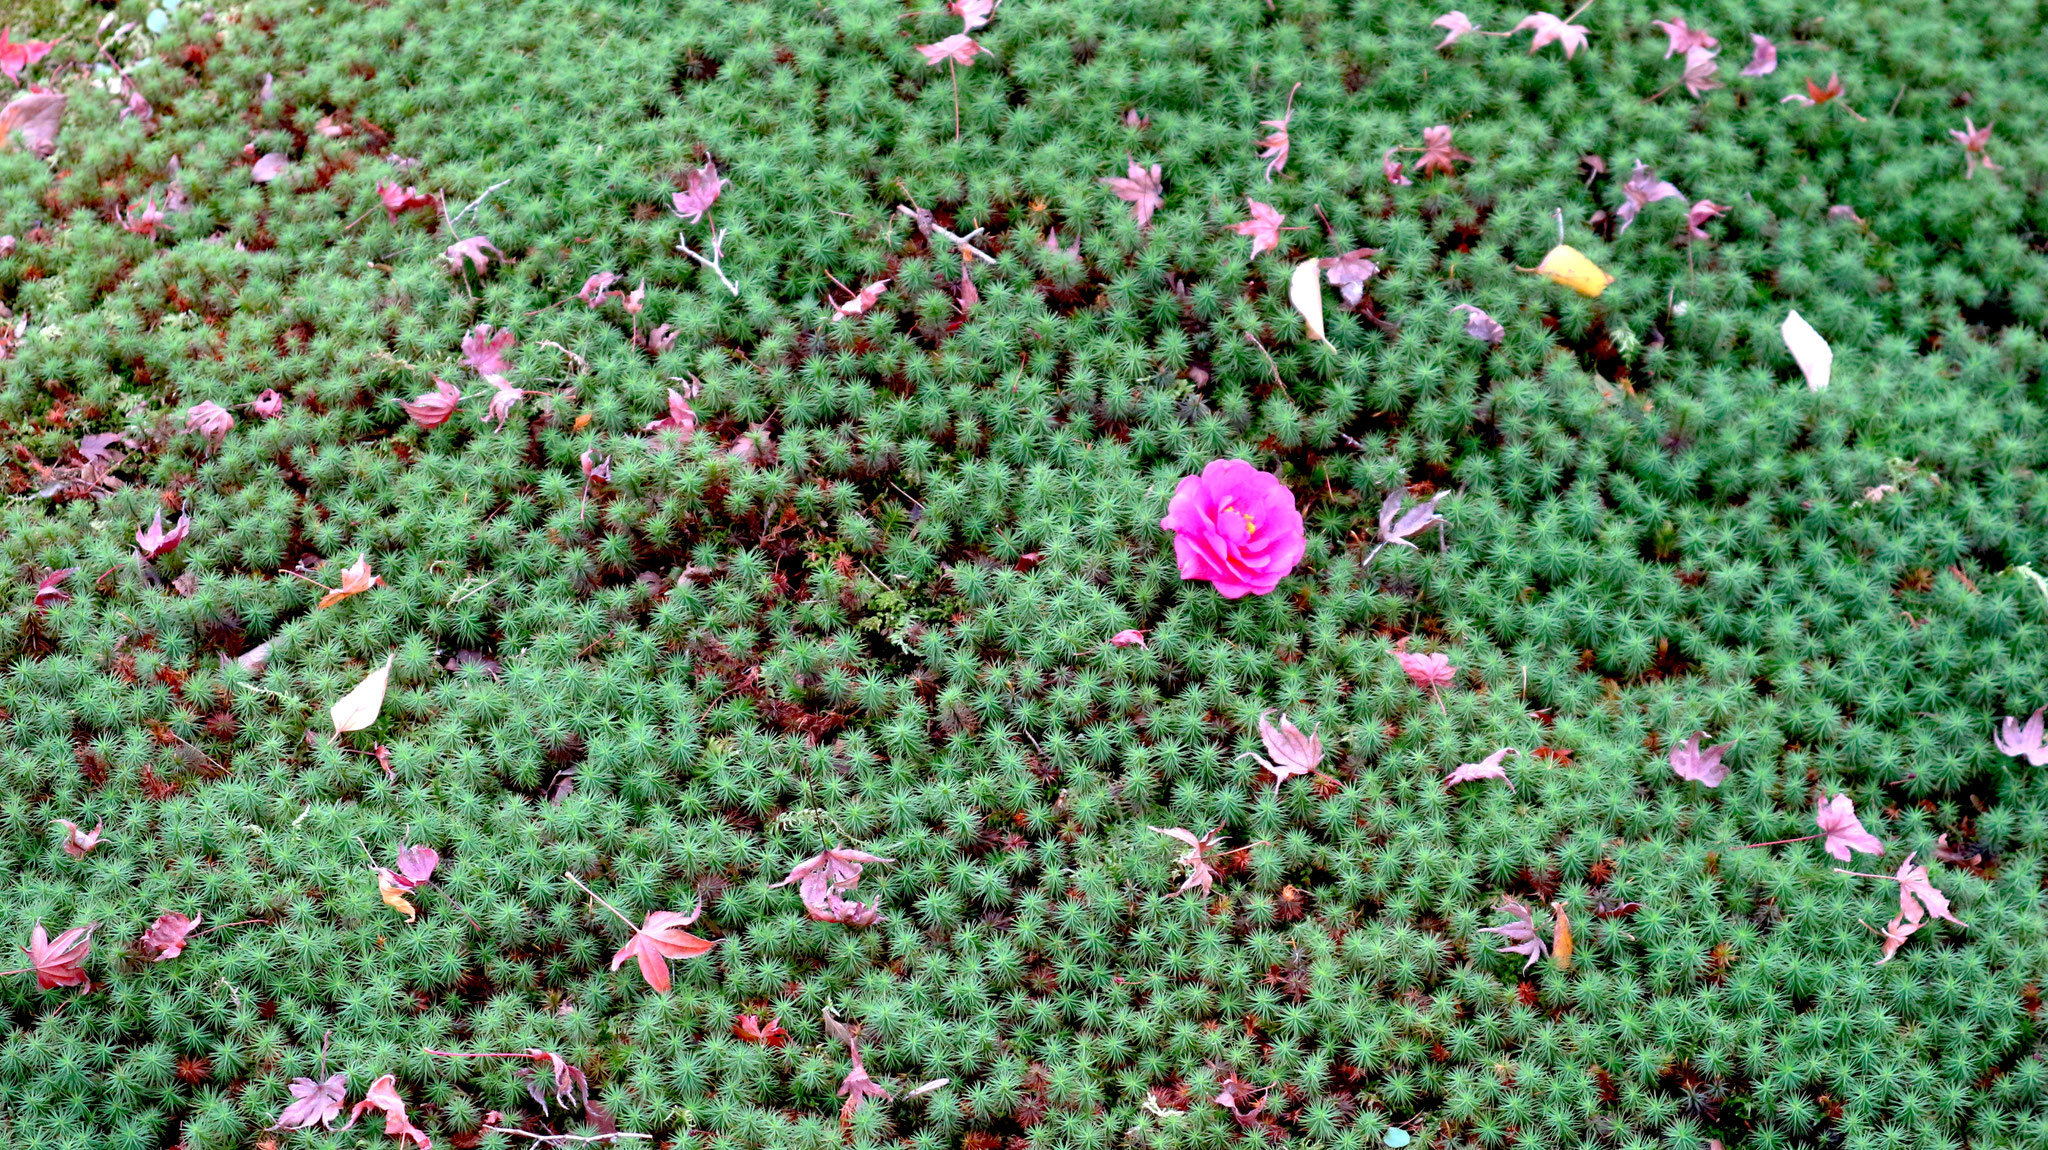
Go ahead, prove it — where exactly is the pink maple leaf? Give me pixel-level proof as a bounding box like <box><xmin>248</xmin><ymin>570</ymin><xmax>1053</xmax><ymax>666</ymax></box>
<box><xmin>0</xmin><ymin>28</ymin><xmax>57</xmax><ymax>83</ymax></box>
<box><xmin>827</xmin><ymin>1012</ymin><xmax>893</xmax><ymax>1131</ymax></box>
<box><xmin>377</xmin><ymin>183</ymin><xmax>436</xmax><ymax>221</ymax></box>
<box><xmin>917</xmin><ymin>33</ymin><xmax>985</xmax><ymax>67</ymax></box>
<box><xmin>341</xmin><ymin>1074</ymin><xmax>432</xmax><ymax>1149</ymax></box>
<box><xmin>444</xmin><ymin>234</ymin><xmax>504</xmax><ymax>275</ymax></box>
<box><xmin>1241</xmin><ymin>710</ymin><xmax>1322</xmax><ymax>789</ymax></box>
<box><xmin>1816</xmin><ymin>794</ymin><xmax>1884</xmax><ymax>861</ymax></box>
<box><xmin>119</xmin><ymin>197</ymin><xmax>166</xmax><ymax>237</ymax></box>
<box><xmin>1667</xmin><ymin>732</ymin><xmax>1732</xmax><ymax>786</ymax></box>
<box><xmin>1232</xmin><ymin>198</ymin><xmax>1288</xmax><ymax>259</ymax></box>
<box><xmin>771</xmin><ymin>848</ymin><xmax>895</xmax><ymax>925</ymax></box>
<box><xmin>460</xmin><ymin>323</ymin><xmax>516</xmax><ymax>378</ymax></box>
<box><xmin>1320</xmin><ymin>248</ymin><xmax>1381</xmax><ymax>305</ymax></box>
<box><xmin>53</xmin><ymin>818</ymin><xmax>101</xmax><ymax>858</ymax></box>
<box><xmin>253</xmin><ymin>388</ymin><xmax>284</xmax><ymax>418</ymax></box>
<box><xmin>1949</xmin><ymin>118</ymin><xmax>2001</xmax><ymax>179</ymax></box>
<box><xmin>831</xmin><ymin>278</ymin><xmax>891</xmax><ymax>322</ymax></box>
<box><xmin>1376</xmin><ymin>489</ymin><xmax>1447</xmax><ymax>551</ymax></box>
<box><xmin>484</xmin><ymin>377</ymin><xmax>523</xmax><ymax>431</ymax></box>
<box><xmin>1109</xmin><ymin>628</ymin><xmax>1147</xmax><ymax>647</ymax></box>
<box><xmin>1514</xmin><ymin>12</ymin><xmax>1590</xmax><ymax>58</ymax></box>
<box><xmin>1256</xmin><ymin>82</ymin><xmax>1300</xmax><ymax>182</ymax></box>
<box><xmin>1446</xmin><ymin>747</ymin><xmax>1517</xmax><ymax>789</ymax></box>
<box><xmin>1650</xmin><ymin>18</ymin><xmax>1717</xmax><ymax>58</ymax></box>
<box><xmin>139</xmin><ymin>912</ymin><xmax>203</xmax><ymax>961</ymax></box>
<box><xmin>578</xmin><ymin>271</ymin><xmax>621</xmax><ymax>307</ymax></box>
<box><xmin>33</xmin><ymin>567</ymin><xmax>75</xmax><ymax>608</ymax></box>
<box><xmin>1681</xmin><ymin>45</ymin><xmax>1723</xmax><ymax>98</ymax></box>
<box><xmin>1739</xmin><ymin>34</ymin><xmax>1777</xmax><ymax>77</ymax></box>
<box><xmin>1150</xmin><ymin>826</ymin><xmax>1227</xmax><ymax>897</ymax></box>
<box><xmin>393</xmin><ymin>844</ymin><xmax>439</xmax><ymax>887</ymax></box>
<box><xmin>1382</xmin><ymin>149</ymin><xmax>1412</xmax><ymax>186</ymax></box>
<box><xmin>1415</xmin><ymin>125</ymin><xmax>1470</xmax><ymax>178</ymax></box>
<box><xmin>951</xmin><ymin>0</ymin><xmax>998</xmax><ymax>31</ymax></box>
<box><xmin>1100</xmin><ymin>158</ymin><xmax>1164</xmax><ymax>227</ymax></box>
<box><xmin>644</xmin><ymin>388</ymin><xmax>698</xmax><ymax>436</ymax></box>
<box><xmin>1684</xmin><ymin>199</ymin><xmax>1729</xmax><ymax>241</ymax></box>
<box><xmin>1891</xmin><ymin>853</ymin><xmax>1966</xmax><ymax>927</ymax></box>
<box><xmin>1615</xmin><ymin>161</ymin><xmax>1683</xmax><ymax>232</ymax></box>
<box><xmin>1480</xmin><ymin>896</ymin><xmax>1548</xmax><ymax>970</ymax></box>
<box><xmin>184</xmin><ymin>400</ymin><xmax>234</xmax><ymax>446</ymax></box>
<box><xmin>1396</xmin><ymin>649</ymin><xmax>1455</xmax><ymax>691</ymax></box>
<box><xmin>402</xmin><ymin>377</ymin><xmax>462</xmax><ymax>429</ymax></box>
<box><xmin>1995</xmin><ymin>707</ymin><xmax>2048</xmax><ymax>765</ymax></box>
<box><xmin>1874</xmin><ymin>912</ymin><xmax>1921</xmax><ymax>964</ymax></box>
<box><xmin>271</xmin><ymin>1071</ymin><xmax>348</xmax><ymax>1131</ymax></box>
<box><xmin>17</xmin><ymin>921</ymin><xmax>95</xmax><ymax>989</ymax></box>
<box><xmin>672</xmin><ymin>157</ymin><xmax>724</xmax><ymax>225</ymax></box>
<box><xmin>1433</xmin><ymin>11</ymin><xmax>1478</xmax><ymax>49</ymax></box>
<box><xmin>136</xmin><ymin>508</ymin><xmax>192</xmax><ymax>559</ymax></box>
<box><xmin>609</xmin><ymin>906</ymin><xmax>715</xmax><ymax>992</ymax></box>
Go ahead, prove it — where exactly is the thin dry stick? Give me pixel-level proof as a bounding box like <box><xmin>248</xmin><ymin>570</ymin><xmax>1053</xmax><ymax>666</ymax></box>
<box><xmin>1244</xmin><ymin>332</ymin><xmax>1283</xmax><ymax>388</ymax></box>
<box><xmin>450</xmin><ymin>179</ymin><xmax>515</xmax><ymax>228</ymax></box>
<box><xmin>191</xmin><ymin>918</ymin><xmax>269</xmax><ymax>937</ymax></box>
<box><xmin>482</xmin><ymin>1128</ymin><xmax>650</xmax><ymax>1145</ymax></box>
<box><xmin>1731</xmin><ymin>833</ymin><xmax>1821</xmax><ymax>850</ymax></box>
<box><xmin>676</xmin><ymin>230</ymin><xmax>739</xmax><ymax>296</ymax></box>
<box><xmin>563</xmin><ymin>871</ymin><xmax>639</xmax><ymax>932</ymax></box>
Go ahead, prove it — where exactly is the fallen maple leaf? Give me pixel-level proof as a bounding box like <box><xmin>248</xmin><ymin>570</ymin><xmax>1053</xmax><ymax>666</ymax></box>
<box><xmin>317</xmin><ymin>554</ymin><xmax>382</xmax><ymax>608</ymax></box>
<box><xmin>644</xmin><ymin>388</ymin><xmax>698</xmax><ymax>436</ymax></box>
<box><xmin>251</xmin><ymin>152</ymin><xmax>290</xmax><ymax>183</ymax></box>
<box><xmin>1667</xmin><ymin>731</ymin><xmax>1732</xmax><ymax>787</ymax></box>
<box><xmin>377</xmin><ymin>870</ymin><xmax>418</xmax><ymax>922</ymax></box>
<box><xmin>139</xmin><ymin>912</ymin><xmax>203</xmax><ymax>961</ymax></box>
<box><xmin>461</xmin><ymin>324</ymin><xmax>516</xmax><ymax>377</ymax></box>
<box><xmin>484</xmin><ymin>377</ymin><xmax>523</xmax><ymax>430</ymax></box>
<box><xmin>341</xmin><ymin>1074</ymin><xmax>432</xmax><ymax>1149</ymax></box>
<box><xmin>1453</xmin><ymin>303</ymin><xmax>1504</xmax><ymax>344</ymax></box>
<box><xmin>610</xmin><ymin>908</ymin><xmax>715</xmax><ymax>992</ymax></box>
<box><xmin>1414</xmin><ymin>125</ymin><xmax>1469</xmax><ymax>177</ymax></box>
<box><xmin>1738</xmin><ymin>34</ymin><xmax>1777</xmax><ymax>77</ymax></box>
<box><xmin>1150</xmin><ymin>826</ymin><xmax>1227</xmax><ymax>897</ymax></box>
<box><xmin>1320</xmin><ymin>247</ymin><xmax>1380</xmax><ymax>306</ymax></box>
<box><xmin>53</xmin><ymin>818</ymin><xmax>101</xmax><ymax>858</ymax></box>
<box><xmin>1995</xmin><ymin>707</ymin><xmax>2048</xmax><ymax>765</ymax></box>
<box><xmin>1514</xmin><ymin>11</ymin><xmax>1590</xmax><ymax>58</ymax></box>
<box><xmin>916</xmin><ymin>33</ymin><xmax>985</xmax><ymax>67</ymax></box>
<box><xmin>120</xmin><ymin>197</ymin><xmax>167</xmax><ymax>237</ymax></box>
<box><xmin>1100</xmin><ymin>157</ymin><xmax>1164</xmax><ymax>227</ymax></box>
<box><xmin>1109</xmin><ymin>628</ymin><xmax>1147</xmax><ymax>647</ymax></box>
<box><xmin>672</xmin><ymin>157</ymin><xmax>724</xmax><ymax>225</ymax></box>
<box><xmin>1680</xmin><ymin>46</ymin><xmax>1722</xmax><ymax>98</ymax></box>
<box><xmin>1950</xmin><ymin>118</ymin><xmax>2001</xmax><ymax>179</ymax></box>
<box><xmin>1550</xmin><ymin>900</ymin><xmax>1573</xmax><ymax>969</ymax></box>
<box><xmin>136</xmin><ymin>508</ymin><xmax>192</xmax><ymax>559</ymax></box>
<box><xmin>1242</xmin><ymin>710</ymin><xmax>1323</xmax><ymax>789</ymax></box>
<box><xmin>33</xmin><ymin>566</ymin><xmax>74</xmax><ymax>608</ymax></box>
<box><xmin>378</xmin><ymin>183</ymin><xmax>436</xmax><ymax>221</ymax></box>
<box><xmin>331</xmin><ymin>654</ymin><xmax>394</xmax><ymax>736</ymax></box>
<box><xmin>1445</xmin><ymin>747</ymin><xmax>1517</xmax><ymax>788</ymax></box>
<box><xmin>1873</xmin><ymin>912</ymin><xmax>1920</xmax><ymax>964</ymax></box>
<box><xmin>734</xmin><ymin>1013</ymin><xmax>789</xmax><ymax>1046</ymax></box>
<box><xmin>1395</xmin><ymin>649</ymin><xmax>1455</xmax><ymax>690</ymax></box>
<box><xmin>271</xmin><ymin>1071</ymin><xmax>349</xmax><ymax>1131</ymax></box>
<box><xmin>1480</xmin><ymin>897</ymin><xmax>1547</xmax><ymax>970</ymax></box>
<box><xmin>1650</xmin><ymin>17</ymin><xmax>1717</xmax><ymax>58</ymax></box>
<box><xmin>185</xmin><ymin>400</ymin><xmax>234</xmax><ymax>446</ymax></box>
<box><xmin>444</xmin><ymin>235</ymin><xmax>504</xmax><ymax>275</ymax></box>
<box><xmin>1232</xmin><ymin>198</ymin><xmax>1289</xmax><ymax>258</ymax></box>
<box><xmin>1684</xmin><ymin>199</ymin><xmax>1729</xmax><ymax>241</ymax></box>
<box><xmin>402</xmin><ymin>378</ymin><xmax>462</xmax><ymax>428</ymax></box>
<box><xmin>0</xmin><ymin>28</ymin><xmax>56</xmax><ymax>82</ymax></box>
<box><xmin>828</xmin><ymin>1009</ymin><xmax>893</xmax><ymax>1133</ymax></box>
<box><xmin>578</xmin><ymin>271</ymin><xmax>621</xmax><ymax>307</ymax></box>
<box><xmin>1615</xmin><ymin>161</ymin><xmax>1683</xmax><ymax>232</ymax></box>
<box><xmin>1433</xmin><ymin>11</ymin><xmax>1478</xmax><ymax>49</ymax></box>
<box><xmin>831</xmin><ymin>278</ymin><xmax>891</xmax><ymax>322</ymax></box>
<box><xmin>394</xmin><ymin>844</ymin><xmax>440</xmax><ymax>886</ymax></box>
<box><xmin>1816</xmin><ymin>793</ymin><xmax>1884</xmax><ymax>861</ymax></box>
<box><xmin>951</xmin><ymin>0</ymin><xmax>998</xmax><ymax>31</ymax></box>
<box><xmin>0</xmin><ymin>87</ymin><xmax>64</xmax><ymax>155</ymax></box>
<box><xmin>1255</xmin><ymin>82</ymin><xmax>1300</xmax><ymax>182</ymax></box>
<box><xmin>771</xmin><ymin>848</ymin><xmax>895</xmax><ymax>925</ymax></box>
<box><xmin>14</xmin><ymin>921</ymin><xmax>96</xmax><ymax>989</ymax></box>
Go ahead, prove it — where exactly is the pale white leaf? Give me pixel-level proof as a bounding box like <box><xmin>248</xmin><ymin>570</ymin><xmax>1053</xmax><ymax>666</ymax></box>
<box><xmin>1782</xmin><ymin>310</ymin><xmax>1833</xmax><ymax>392</ymax></box>
<box><xmin>1288</xmin><ymin>258</ymin><xmax>1330</xmax><ymax>347</ymax></box>
<box><xmin>330</xmin><ymin>654</ymin><xmax>393</xmax><ymax>736</ymax></box>
<box><xmin>250</xmin><ymin>152</ymin><xmax>289</xmax><ymax>183</ymax></box>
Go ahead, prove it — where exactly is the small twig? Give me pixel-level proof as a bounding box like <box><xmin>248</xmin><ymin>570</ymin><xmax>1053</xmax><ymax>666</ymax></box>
<box><xmin>1731</xmin><ymin>833</ymin><xmax>1821</xmax><ymax>850</ymax></box>
<box><xmin>536</xmin><ymin>341</ymin><xmax>588</xmax><ymax>374</ymax></box>
<box><xmin>1888</xmin><ymin>86</ymin><xmax>1905</xmax><ymax>116</ymax></box>
<box><xmin>191</xmin><ymin>918</ymin><xmax>269</xmax><ymax>938</ymax></box>
<box><xmin>482</xmin><ymin>1128</ymin><xmax>651</xmax><ymax>1145</ymax></box>
<box><xmin>676</xmin><ymin>229</ymin><xmax>740</xmax><ymax>296</ymax></box>
<box><xmin>449</xmin><ymin>574</ymin><xmax>502</xmax><ymax>606</ymax></box>
<box><xmin>1243</xmin><ymin>332</ymin><xmax>1282</xmax><ymax>389</ymax></box>
<box><xmin>896</xmin><ymin>205</ymin><xmax>997</xmax><ymax>263</ymax></box>
<box><xmin>449</xmin><ymin>179</ymin><xmax>515</xmax><ymax>228</ymax></box>
<box><xmin>949</xmin><ymin>60</ymin><xmax>962</xmax><ymax>142</ymax></box>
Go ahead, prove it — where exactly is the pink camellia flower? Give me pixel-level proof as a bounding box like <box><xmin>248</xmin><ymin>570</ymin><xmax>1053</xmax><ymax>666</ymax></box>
<box><xmin>1109</xmin><ymin>629</ymin><xmax>1147</xmax><ymax>647</ymax></box>
<box><xmin>1158</xmin><ymin>459</ymin><xmax>1305</xmax><ymax>598</ymax></box>
<box><xmin>1816</xmin><ymin>793</ymin><xmax>1885</xmax><ymax>861</ymax></box>
<box><xmin>402</xmin><ymin>377</ymin><xmax>462</xmax><ymax>429</ymax></box>
<box><xmin>1396</xmin><ymin>649</ymin><xmax>1455</xmax><ymax>691</ymax></box>
<box><xmin>184</xmin><ymin>401</ymin><xmax>233</xmax><ymax>447</ymax></box>
<box><xmin>252</xmin><ymin>389</ymin><xmax>283</xmax><ymax>418</ymax></box>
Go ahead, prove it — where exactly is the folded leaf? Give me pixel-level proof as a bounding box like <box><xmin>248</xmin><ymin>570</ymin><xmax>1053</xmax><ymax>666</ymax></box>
<box><xmin>1288</xmin><ymin>258</ymin><xmax>1330</xmax><ymax>347</ymax></box>
<box><xmin>331</xmin><ymin>655</ymin><xmax>394</xmax><ymax>736</ymax></box>
<box><xmin>1782</xmin><ymin>309</ymin><xmax>1832</xmax><ymax>392</ymax></box>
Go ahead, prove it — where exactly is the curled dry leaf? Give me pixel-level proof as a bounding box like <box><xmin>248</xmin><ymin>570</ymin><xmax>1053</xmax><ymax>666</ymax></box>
<box><xmin>341</xmin><ymin>1074</ymin><xmax>431</xmax><ymax>1150</ymax></box>
<box><xmin>250</xmin><ymin>152</ymin><xmax>290</xmax><ymax>183</ymax></box>
<box><xmin>1550</xmin><ymin>901</ymin><xmax>1573</xmax><ymax>969</ymax></box>
<box><xmin>1288</xmin><ymin>258</ymin><xmax>1330</xmax><ymax>348</ymax></box>
<box><xmin>53</xmin><ymin>818</ymin><xmax>102</xmax><ymax>858</ymax></box>
<box><xmin>331</xmin><ymin>654</ymin><xmax>394</xmax><ymax>736</ymax></box>
<box><xmin>317</xmin><ymin>554</ymin><xmax>382</xmax><ymax>608</ymax></box>
<box><xmin>139</xmin><ymin>912</ymin><xmax>202</xmax><ymax>961</ymax></box>
<box><xmin>377</xmin><ymin>870</ymin><xmax>418</xmax><ymax>922</ymax></box>
<box><xmin>0</xmin><ymin>88</ymin><xmax>65</xmax><ymax>155</ymax></box>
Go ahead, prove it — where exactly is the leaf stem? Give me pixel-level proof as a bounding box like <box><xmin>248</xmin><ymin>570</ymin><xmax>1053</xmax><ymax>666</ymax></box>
<box><xmin>563</xmin><ymin>871</ymin><xmax>638</xmax><ymax>932</ymax></box>
<box><xmin>1732</xmin><ymin>833</ymin><xmax>1820</xmax><ymax>850</ymax></box>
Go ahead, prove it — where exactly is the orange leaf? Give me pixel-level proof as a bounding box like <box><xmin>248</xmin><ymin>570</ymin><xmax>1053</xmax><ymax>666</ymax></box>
<box><xmin>316</xmin><ymin>554</ymin><xmax>382</xmax><ymax>608</ymax></box>
<box><xmin>1550</xmin><ymin>900</ymin><xmax>1574</xmax><ymax>970</ymax></box>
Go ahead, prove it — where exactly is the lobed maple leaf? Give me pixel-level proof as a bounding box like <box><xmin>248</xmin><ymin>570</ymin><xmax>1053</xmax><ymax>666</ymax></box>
<box><xmin>610</xmin><ymin>906</ymin><xmax>716</xmax><ymax>992</ymax></box>
<box><xmin>523</xmin><ymin>1049</ymin><xmax>589</xmax><ymax>1115</ymax></box>
<box><xmin>484</xmin><ymin>377</ymin><xmax>523</xmax><ymax>431</ymax></box>
<box><xmin>1874</xmin><ymin>912</ymin><xmax>1921</xmax><ymax>964</ymax></box>
<box><xmin>119</xmin><ymin>197</ymin><xmax>166</xmax><ymax>237</ymax></box>
<box><xmin>251</xmin><ymin>152</ymin><xmax>290</xmax><ymax>183</ymax></box>
<box><xmin>1433</xmin><ymin>11</ymin><xmax>1478</xmax><ymax>49</ymax></box>
<box><xmin>136</xmin><ymin>508</ymin><xmax>192</xmax><ymax>560</ymax></box>
<box><xmin>1446</xmin><ymin>747</ymin><xmax>1517</xmax><ymax>789</ymax></box>
<box><xmin>1667</xmin><ymin>732</ymin><xmax>1732</xmax><ymax>786</ymax></box>
<box><xmin>1382</xmin><ymin>148</ymin><xmax>1411</xmax><ymax>186</ymax></box>
<box><xmin>1650</xmin><ymin>18</ymin><xmax>1717</xmax><ymax>58</ymax></box>
<box><xmin>0</xmin><ymin>28</ymin><xmax>56</xmax><ymax>82</ymax></box>
<box><xmin>1615</xmin><ymin>161</ymin><xmax>1683</xmax><ymax>232</ymax></box>
<box><xmin>1377</xmin><ymin>489</ymin><xmax>1447</xmax><ymax>552</ymax></box>
<box><xmin>1739</xmin><ymin>33</ymin><xmax>1777</xmax><ymax>77</ymax></box>
<box><xmin>20</xmin><ymin>921</ymin><xmax>95</xmax><ymax>989</ymax></box>
<box><xmin>393</xmin><ymin>844</ymin><xmax>440</xmax><ymax>887</ymax></box>
<box><xmin>33</xmin><ymin>566</ymin><xmax>75</xmax><ymax>608</ymax></box>
<box><xmin>1414</xmin><ymin>125</ymin><xmax>1469</xmax><ymax>177</ymax></box>
<box><xmin>272</xmin><ymin>1071</ymin><xmax>349</xmax><ymax>1131</ymax></box>
<box><xmin>1232</xmin><ymin>198</ymin><xmax>1288</xmax><ymax>258</ymax></box>
<box><xmin>1043</xmin><ymin>226</ymin><xmax>1079</xmax><ymax>258</ymax></box>
<box><xmin>53</xmin><ymin>818</ymin><xmax>101</xmax><ymax>858</ymax></box>
<box><xmin>672</xmin><ymin>157</ymin><xmax>724</xmax><ymax>225</ymax></box>
<box><xmin>734</xmin><ymin>1013</ymin><xmax>789</xmax><ymax>1046</ymax></box>
<box><xmin>1480</xmin><ymin>896</ymin><xmax>1548</xmax><ymax>970</ymax></box>
<box><xmin>831</xmin><ymin>278</ymin><xmax>891</xmax><ymax>322</ymax></box>
<box><xmin>1681</xmin><ymin>46</ymin><xmax>1722</xmax><ymax>98</ymax></box>
<box><xmin>1454</xmin><ymin>303</ymin><xmax>1504</xmax><ymax>344</ymax></box>
<box><xmin>828</xmin><ymin>1010</ymin><xmax>893</xmax><ymax>1132</ymax></box>
<box><xmin>1816</xmin><ymin>794</ymin><xmax>1884</xmax><ymax>861</ymax></box>
<box><xmin>951</xmin><ymin>0</ymin><xmax>998</xmax><ymax>31</ymax></box>
<box><xmin>1395</xmin><ymin>649</ymin><xmax>1455</xmax><ymax>691</ymax></box>
<box><xmin>1782</xmin><ymin>73</ymin><xmax>1844</xmax><ymax>107</ymax></box>
<box><xmin>444</xmin><ymin>234</ymin><xmax>504</xmax><ymax>275</ymax></box>
<box><xmin>341</xmin><ymin>1074</ymin><xmax>432</xmax><ymax>1149</ymax></box>
<box><xmin>578</xmin><ymin>271</ymin><xmax>621</xmax><ymax>307</ymax></box>
<box><xmin>645</xmin><ymin>387</ymin><xmax>698</xmax><ymax>436</ymax></box>
<box><xmin>185</xmin><ymin>400</ymin><xmax>233</xmax><ymax>446</ymax></box>
<box><xmin>1684</xmin><ymin>199</ymin><xmax>1729</xmax><ymax>241</ymax></box>
<box><xmin>461</xmin><ymin>323</ymin><xmax>516</xmax><ymax>378</ymax></box>
<box><xmin>772</xmin><ymin>848</ymin><xmax>895</xmax><ymax>925</ymax></box>
<box><xmin>139</xmin><ymin>912</ymin><xmax>202</xmax><ymax>961</ymax></box>
<box><xmin>1320</xmin><ymin>248</ymin><xmax>1381</xmax><ymax>305</ymax></box>
<box><xmin>1150</xmin><ymin>826</ymin><xmax>1226</xmax><ymax>897</ymax></box>
<box><xmin>1995</xmin><ymin>707</ymin><xmax>2048</xmax><ymax>765</ymax></box>
<box><xmin>1514</xmin><ymin>12</ymin><xmax>1590</xmax><ymax>58</ymax></box>
<box><xmin>1891</xmin><ymin>853</ymin><xmax>1967</xmax><ymax>927</ymax></box>
<box><xmin>1950</xmin><ymin>118</ymin><xmax>2001</xmax><ymax>179</ymax></box>
<box><xmin>1255</xmin><ymin>82</ymin><xmax>1300</xmax><ymax>182</ymax></box>
<box><xmin>917</xmin><ymin>33</ymin><xmax>985</xmax><ymax>67</ymax></box>
<box><xmin>581</xmin><ymin>450</ymin><xmax>611</xmax><ymax>483</ymax></box>
<box><xmin>377</xmin><ymin>182</ymin><xmax>436</xmax><ymax>221</ymax></box>
<box><xmin>1242</xmin><ymin>710</ymin><xmax>1322</xmax><ymax>789</ymax></box>
<box><xmin>0</xmin><ymin>87</ymin><xmax>65</xmax><ymax>156</ymax></box>
<box><xmin>402</xmin><ymin>378</ymin><xmax>463</xmax><ymax>429</ymax></box>
<box><xmin>317</xmin><ymin>554</ymin><xmax>382</xmax><ymax>608</ymax></box>
<box><xmin>1100</xmin><ymin>158</ymin><xmax>1164</xmax><ymax>227</ymax></box>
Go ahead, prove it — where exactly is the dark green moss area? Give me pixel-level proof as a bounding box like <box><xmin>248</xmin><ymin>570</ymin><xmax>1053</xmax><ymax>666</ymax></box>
<box><xmin>2</xmin><ymin>0</ymin><xmax>2047</xmax><ymax>1148</ymax></box>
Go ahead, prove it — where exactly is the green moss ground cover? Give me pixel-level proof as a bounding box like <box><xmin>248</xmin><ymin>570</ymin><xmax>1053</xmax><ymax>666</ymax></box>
<box><xmin>4</xmin><ymin>0</ymin><xmax>2048</xmax><ymax>1147</ymax></box>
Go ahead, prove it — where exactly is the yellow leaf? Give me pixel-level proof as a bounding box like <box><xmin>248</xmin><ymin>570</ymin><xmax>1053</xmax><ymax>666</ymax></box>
<box><xmin>330</xmin><ymin>654</ymin><xmax>393</xmax><ymax>736</ymax></box>
<box><xmin>1288</xmin><ymin>258</ymin><xmax>1331</xmax><ymax>347</ymax></box>
<box><xmin>1550</xmin><ymin>900</ymin><xmax>1573</xmax><ymax>970</ymax></box>
<box><xmin>377</xmin><ymin>870</ymin><xmax>417</xmax><ymax>922</ymax></box>
<box><xmin>1530</xmin><ymin>245</ymin><xmax>1614</xmax><ymax>298</ymax></box>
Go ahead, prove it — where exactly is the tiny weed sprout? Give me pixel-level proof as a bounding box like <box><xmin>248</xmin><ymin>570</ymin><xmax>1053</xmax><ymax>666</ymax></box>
<box><xmin>1</xmin><ymin>0</ymin><xmax>2046</xmax><ymax>1146</ymax></box>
